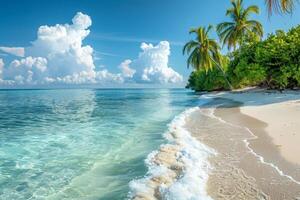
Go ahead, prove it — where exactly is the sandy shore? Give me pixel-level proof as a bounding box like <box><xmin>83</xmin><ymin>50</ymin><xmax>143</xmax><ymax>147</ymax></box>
<box><xmin>129</xmin><ymin>89</ymin><xmax>300</xmax><ymax>199</ymax></box>
<box><xmin>186</xmin><ymin>89</ymin><xmax>300</xmax><ymax>199</ymax></box>
<box><xmin>221</xmin><ymin>90</ymin><xmax>300</xmax><ymax>165</ymax></box>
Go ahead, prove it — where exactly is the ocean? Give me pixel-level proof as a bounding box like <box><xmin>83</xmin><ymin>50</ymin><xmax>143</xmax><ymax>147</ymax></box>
<box><xmin>0</xmin><ymin>89</ymin><xmax>202</xmax><ymax>200</ymax></box>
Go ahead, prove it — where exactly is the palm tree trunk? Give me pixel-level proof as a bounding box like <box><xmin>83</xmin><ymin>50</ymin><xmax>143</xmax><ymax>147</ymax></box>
<box><xmin>212</xmin><ymin>59</ymin><xmax>233</xmax><ymax>90</ymax></box>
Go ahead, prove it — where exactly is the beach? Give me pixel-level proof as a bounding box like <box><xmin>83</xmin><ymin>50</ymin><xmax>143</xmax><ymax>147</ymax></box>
<box><xmin>2</xmin><ymin>0</ymin><xmax>300</xmax><ymax>199</ymax></box>
<box><xmin>1</xmin><ymin>89</ymin><xmax>300</xmax><ymax>199</ymax></box>
<box><xmin>223</xmin><ymin>91</ymin><xmax>300</xmax><ymax>165</ymax></box>
<box><xmin>128</xmin><ymin>89</ymin><xmax>300</xmax><ymax>199</ymax></box>
<box><xmin>186</xmin><ymin>89</ymin><xmax>300</xmax><ymax>199</ymax></box>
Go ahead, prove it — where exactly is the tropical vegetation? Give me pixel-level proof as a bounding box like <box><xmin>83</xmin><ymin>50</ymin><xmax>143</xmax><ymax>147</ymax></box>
<box><xmin>186</xmin><ymin>65</ymin><xmax>230</xmax><ymax>91</ymax></box>
<box><xmin>184</xmin><ymin>0</ymin><xmax>300</xmax><ymax>92</ymax></box>
<box><xmin>228</xmin><ymin>26</ymin><xmax>300</xmax><ymax>90</ymax></box>
<box><xmin>183</xmin><ymin>26</ymin><xmax>232</xmax><ymax>89</ymax></box>
<box><xmin>217</xmin><ymin>0</ymin><xmax>263</xmax><ymax>50</ymax></box>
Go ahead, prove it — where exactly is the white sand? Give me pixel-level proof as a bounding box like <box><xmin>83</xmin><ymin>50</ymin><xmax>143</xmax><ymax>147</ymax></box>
<box><xmin>220</xmin><ymin>90</ymin><xmax>300</xmax><ymax>165</ymax></box>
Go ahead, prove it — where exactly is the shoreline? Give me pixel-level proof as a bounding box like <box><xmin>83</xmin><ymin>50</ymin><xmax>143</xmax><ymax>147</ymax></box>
<box><xmin>129</xmin><ymin>107</ymin><xmax>215</xmax><ymax>200</ymax></box>
<box><xmin>220</xmin><ymin>89</ymin><xmax>300</xmax><ymax>165</ymax></box>
<box><xmin>186</xmin><ymin>90</ymin><xmax>300</xmax><ymax>199</ymax></box>
<box><xmin>128</xmin><ymin>89</ymin><xmax>300</xmax><ymax>199</ymax></box>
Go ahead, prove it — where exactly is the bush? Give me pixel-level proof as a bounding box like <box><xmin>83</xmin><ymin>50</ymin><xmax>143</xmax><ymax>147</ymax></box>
<box><xmin>230</xmin><ymin>62</ymin><xmax>266</xmax><ymax>88</ymax></box>
<box><xmin>227</xmin><ymin>44</ymin><xmax>266</xmax><ymax>88</ymax></box>
<box><xmin>186</xmin><ymin>68</ymin><xmax>229</xmax><ymax>92</ymax></box>
<box><xmin>229</xmin><ymin>25</ymin><xmax>300</xmax><ymax>90</ymax></box>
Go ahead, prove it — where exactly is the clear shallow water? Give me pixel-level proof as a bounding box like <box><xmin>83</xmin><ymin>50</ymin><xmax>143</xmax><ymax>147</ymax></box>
<box><xmin>0</xmin><ymin>89</ymin><xmax>200</xmax><ymax>200</ymax></box>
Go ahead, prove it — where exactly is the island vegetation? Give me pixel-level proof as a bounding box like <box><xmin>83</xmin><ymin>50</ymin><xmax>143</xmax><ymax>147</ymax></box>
<box><xmin>184</xmin><ymin>0</ymin><xmax>300</xmax><ymax>91</ymax></box>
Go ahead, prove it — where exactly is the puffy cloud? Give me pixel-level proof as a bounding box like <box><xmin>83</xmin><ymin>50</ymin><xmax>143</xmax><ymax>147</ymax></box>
<box><xmin>124</xmin><ymin>41</ymin><xmax>183</xmax><ymax>84</ymax></box>
<box><xmin>0</xmin><ymin>12</ymin><xmax>183</xmax><ymax>87</ymax></box>
<box><xmin>119</xmin><ymin>59</ymin><xmax>136</xmax><ymax>78</ymax></box>
<box><xmin>0</xmin><ymin>59</ymin><xmax>14</xmax><ymax>85</ymax></box>
<box><xmin>117</xmin><ymin>41</ymin><xmax>183</xmax><ymax>84</ymax></box>
<box><xmin>0</xmin><ymin>12</ymin><xmax>98</xmax><ymax>85</ymax></box>
<box><xmin>72</xmin><ymin>12</ymin><xmax>92</xmax><ymax>29</ymax></box>
<box><xmin>95</xmin><ymin>70</ymin><xmax>124</xmax><ymax>83</ymax></box>
<box><xmin>27</xmin><ymin>12</ymin><xmax>95</xmax><ymax>79</ymax></box>
<box><xmin>0</xmin><ymin>47</ymin><xmax>25</xmax><ymax>57</ymax></box>
<box><xmin>3</xmin><ymin>57</ymin><xmax>47</xmax><ymax>84</ymax></box>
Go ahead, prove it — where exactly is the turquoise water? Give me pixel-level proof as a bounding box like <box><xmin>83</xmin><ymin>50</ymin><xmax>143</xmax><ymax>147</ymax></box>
<box><xmin>0</xmin><ymin>89</ymin><xmax>199</xmax><ymax>200</ymax></box>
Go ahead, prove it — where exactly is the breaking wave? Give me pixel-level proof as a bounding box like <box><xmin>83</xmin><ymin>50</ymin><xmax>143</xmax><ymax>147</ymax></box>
<box><xmin>128</xmin><ymin>105</ymin><xmax>217</xmax><ymax>200</ymax></box>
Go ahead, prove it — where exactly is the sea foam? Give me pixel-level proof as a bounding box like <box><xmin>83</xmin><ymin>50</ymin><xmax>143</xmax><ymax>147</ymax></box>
<box><xmin>128</xmin><ymin>106</ymin><xmax>216</xmax><ymax>200</ymax></box>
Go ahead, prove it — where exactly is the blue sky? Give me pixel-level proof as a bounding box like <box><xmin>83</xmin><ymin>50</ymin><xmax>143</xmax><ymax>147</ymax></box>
<box><xmin>0</xmin><ymin>0</ymin><xmax>300</xmax><ymax>88</ymax></box>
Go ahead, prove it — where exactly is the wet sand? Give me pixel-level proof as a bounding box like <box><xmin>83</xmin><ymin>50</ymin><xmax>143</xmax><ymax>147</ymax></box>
<box><xmin>223</xmin><ymin>92</ymin><xmax>300</xmax><ymax>165</ymax></box>
<box><xmin>186</xmin><ymin>96</ymin><xmax>300</xmax><ymax>199</ymax></box>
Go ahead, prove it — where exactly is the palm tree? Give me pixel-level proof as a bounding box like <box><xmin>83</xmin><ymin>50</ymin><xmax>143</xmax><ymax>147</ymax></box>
<box><xmin>217</xmin><ymin>0</ymin><xmax>263</xmax><ymax>50</ymax></box>
<box><xmin>265</xmin><ymin>0</ymin><xmax>296</xmax><ymax>15</ymax></box>
<box><xmin>183</xmin><ymin>26</ymin><xmax>232</xmax><ymax>89</ymax></box>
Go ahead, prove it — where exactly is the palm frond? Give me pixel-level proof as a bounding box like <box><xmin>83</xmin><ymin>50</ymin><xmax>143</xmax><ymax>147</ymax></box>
<box><xmin>217</xmin><ymin>0</ymin><xmax>263</xmax><ymax>50</ymax></box>
<box><xmin>265</xmin><ymin>0</ymin><xmax>296</xmax><ymax>15</ymax></box>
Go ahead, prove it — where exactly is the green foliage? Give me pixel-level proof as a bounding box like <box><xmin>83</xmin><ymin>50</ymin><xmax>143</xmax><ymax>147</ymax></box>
<box><xmin>186</xmin><ymin>67</ymin><xmax>229</xmax><ymax>92</ymax></box>
<box><xmin>183</xmin><ymin>25</ymin><xmax>224</xmax><ymax>71</ymax></box>
<box><xmin>229</xmin><ymin>25</ymin><xmax>300</xmax><ymax>90</ymax></box>
<box><xmin>187</xmin><ymin>25</ymin><xmax>300</xmax><ymax>91</ymax></box>
<box><xmin>183</xmin><ymin>26</ymin><xmax>233</xmax><ymax>90</ymax></box>
<box><xmin>229</xmin><ymin>62</ymin><xmax>266</xmax><ymax>88</ymax></box>
<box><xmin>217</xmin><ymin>0</ymin><xmax>263</xmax><ymax>50</ymax></box>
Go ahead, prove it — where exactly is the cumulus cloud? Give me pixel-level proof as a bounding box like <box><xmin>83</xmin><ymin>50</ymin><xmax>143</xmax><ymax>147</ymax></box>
<box><xmin>0</xmin><ymin>12</ymin><xmax>183</xmax><ymax>87</ymax></box>
<box><xmin>119</xmin><ymin>59</ymin><xmax>136</xmax><ymax>78</ymax></box>
<box><xmin>0</xmin><ymin>47</ymin><xmax>25</xmax><ymax>57</ymax></box>
<box><xmin>0</xmin><ymin>12</ymin><xmax>99</xmax><ymax>86</ymax></box>
<box><xmin>95</xmin><ymin>70</ymin><xmax>124</xmax><ymax>83</ymax></box>
<box><xmin>123</xmin><ymin>41</ymin><xmax>183</xmax><ymax>84</ymax></box>
<box><xmin>4</xmin><ymin>57</ymin><xmax>47</xmax><ymax>84</ymax></box>
<box><xmin>27</xmin><ymin>12</ymin><xmax>95</xmax><ymax>80</ymax></box>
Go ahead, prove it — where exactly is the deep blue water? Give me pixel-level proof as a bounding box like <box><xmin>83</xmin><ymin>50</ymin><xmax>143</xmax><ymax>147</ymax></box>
<box><xmin>0</xmin><ymin>89</ymin><xmax>199</xmax><ymax>200</ymax></box>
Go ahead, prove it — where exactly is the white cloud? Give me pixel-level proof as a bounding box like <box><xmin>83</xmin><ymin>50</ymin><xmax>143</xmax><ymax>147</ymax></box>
<box><xmin>95</xmin><ymin>70</ymin><xmax>124</xmax><ymax>83</ymax></box>
<box><xmin>124</xmin><ymin>41</ymin><xmax>183</xmax><ymax>84</ymax></box>
<box><xmin>72</xmin><ymin>12</ymin><xmax>92</xmax><ymax>29</ymax></box>
<box><xmin>0</xmin><ymin>47</ymin><xmax>25</xmax><ymax>57</ymax></box>
<box><xmin>27</xmin><ymin>12</ymin><xmax>95</xmax><ymax>79</ymax></box>
<box><xmin>0</xmin><ymin>59</ymin><xmax>4</xmax><ymax>76</ymax></box>
<box><xmin>3</xmin><ymin>57</ymin><xmax>47</xmax><ymax>84</ymax></box>
<box><xmin>0</xmin><ymin>12</ymin><xmax>98</xmax><ymax>85</ymax></box>
<box><xmin>0</xmin><ymin>12</ymin><xmax>183</xmax><ymax>87</ymax></box>
<box><xmin>119</xmin><ymin>59</ymin><xmax>136</xmax><ymax>78</ymax></box>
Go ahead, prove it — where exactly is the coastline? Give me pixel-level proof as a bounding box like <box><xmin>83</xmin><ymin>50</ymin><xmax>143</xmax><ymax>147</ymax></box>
<box><xmin>128</xmin><ymin>89</ymin><xmax>300</xmax><ymax>199</ymax></box>
<box><xmin>186</xmin><ymin>89</ymin><xmax>300</xmax><ymax>199</ymax></box>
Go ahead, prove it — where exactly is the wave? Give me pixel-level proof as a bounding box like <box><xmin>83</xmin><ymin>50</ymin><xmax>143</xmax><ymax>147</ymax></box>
<box><xmin>128</xmin><ymin>105</ymin><xmax>217</xmax><ymax>200</ymax></box>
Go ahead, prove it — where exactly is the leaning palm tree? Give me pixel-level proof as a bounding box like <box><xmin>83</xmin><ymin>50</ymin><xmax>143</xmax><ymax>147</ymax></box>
<box><xmin>183</xmin><ymin>26</ymin><xmax>232</xmax><ymax>89</ymax></box>
<box><xmin>265</xmin><ymin>0</ymin><xmax>296</xmax><ymax>15</ymax></box>
<box><xmin>217</xmin><ymin>0</ymin><xmax>263</xmax><ymax>50</ymax></box>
